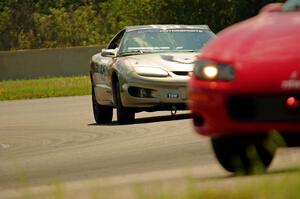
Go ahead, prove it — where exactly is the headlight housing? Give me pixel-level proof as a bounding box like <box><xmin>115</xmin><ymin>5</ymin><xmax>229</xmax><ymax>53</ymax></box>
<box><xmin>135</xmin><ymin>67</ymin><xmax>169</xmax><ymax>77</ymax></box>
<box><xmin>194</xmin><ymin>60</ymin><xmax>235</xmax><ymax>81</ymax></box>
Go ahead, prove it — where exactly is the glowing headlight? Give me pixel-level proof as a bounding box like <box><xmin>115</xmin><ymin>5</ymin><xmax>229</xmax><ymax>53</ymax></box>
<box><xmin>194</xmin><ymin>61</ymin><xmax>235</xmax><ymax>81</ymax></box>
<box><xmin>135</xmin><ymin>67</ymin><xmax>169</xmax><ymax>77</ymax></box>
<box><xmin>202</xmin><ymin>65</ymin><xmax>219</xmax><ymax>79</ymax></box>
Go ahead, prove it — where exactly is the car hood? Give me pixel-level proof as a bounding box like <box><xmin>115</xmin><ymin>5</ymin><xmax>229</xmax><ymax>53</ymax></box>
<box><xmin>201</xmin><ymin>12</ymin><xmax>300</xmax><ymax>65</ymax></box>
<box><xmin>125</xmin><ymin>52</ymin><xmax>197</xmax><ymax>72</ymax></box>
<box><xmin>199</xmin><ymin>12</ymin><xmax>300</xmax><ymax>93</ymax></box>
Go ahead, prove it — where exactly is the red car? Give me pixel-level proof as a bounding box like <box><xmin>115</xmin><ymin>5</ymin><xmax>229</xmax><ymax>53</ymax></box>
<box><xmin>189</xmin><ymin>0</ymin><xmax>300</xmax><ymax>174</ymax></box>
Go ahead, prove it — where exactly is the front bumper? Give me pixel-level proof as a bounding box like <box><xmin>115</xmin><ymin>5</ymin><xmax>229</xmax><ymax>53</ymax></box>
<box><xmin>189</xmin><ymin>81</ymin><xmax>300</xmax><ymax>137</ymax></box>
<box><xmin>120</xmin><ymin>72</ymin><xmax>189</xmax><ymax>109</ymax></box>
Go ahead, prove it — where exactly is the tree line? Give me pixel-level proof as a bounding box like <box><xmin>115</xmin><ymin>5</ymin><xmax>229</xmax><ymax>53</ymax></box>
<box><xmin>0</xmin><ymin>0</ymin><xmax>284</xmax><ymax>51</ymax></box>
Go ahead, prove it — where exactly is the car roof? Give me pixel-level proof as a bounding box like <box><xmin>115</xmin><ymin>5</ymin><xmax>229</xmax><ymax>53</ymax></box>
<box><xmin>125</xmin><ymin>24</ymin><xmax>210</xmax><ymax>32</ymax></box>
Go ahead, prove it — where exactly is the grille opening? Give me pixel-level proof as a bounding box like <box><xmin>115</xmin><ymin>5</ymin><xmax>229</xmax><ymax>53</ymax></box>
<box><xmin>227</xmin><ymin>94</ymin><xmax>300</xmax><ymax>122</ymax></box>
<box><xmin>173</xmin><ymin>71</ymin><xmax>189</xmax><ymax>76</ymax></box>
<box><xmin>227</xmin><ymin>96</ymin><xmax>256</xmax><ymax>121</ymax></box>
<box><xmin>193</xmin><ymin>114</ymin><xmax>204</xmax><ymax>127</ymax></box>
<box><xmin>128</xmin><ymin>86</ymin><xmax>154</xmax><ymax>98</ymax></box>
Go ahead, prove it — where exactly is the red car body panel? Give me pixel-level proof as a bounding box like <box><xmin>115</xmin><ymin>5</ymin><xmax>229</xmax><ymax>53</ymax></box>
<box><xmin>189</xmin><ymin>11</ymin><xmax>300</xmax><ymax>137</ymax></box>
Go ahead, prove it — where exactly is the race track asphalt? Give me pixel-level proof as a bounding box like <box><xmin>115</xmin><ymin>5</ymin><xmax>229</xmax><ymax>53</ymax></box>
<box><xmin>1</xmin><ymin>96</ymin><xmax>300</xmax><ymax>198</ymax></box>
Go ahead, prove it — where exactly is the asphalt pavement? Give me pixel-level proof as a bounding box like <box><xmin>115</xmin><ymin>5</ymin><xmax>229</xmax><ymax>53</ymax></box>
<box><xmin>1</xmin><ymin>96</ymin><xmax>300</xmax><ymax>198</ymax></box>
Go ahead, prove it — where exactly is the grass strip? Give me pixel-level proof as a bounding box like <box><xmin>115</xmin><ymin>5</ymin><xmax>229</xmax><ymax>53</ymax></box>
<box><xmin>133</xmin><ymin>173</ymin><xmax>300</xmax><ymax>199</ymax></box>
<box><xmin>18</xmin><ymin>171</ymin><xmax>300</xmax><ymax>199</ymax></box>
<box><xmin>0</xmin><ymin>76</ymin><xmax>91</xmax><ymax>101</ymax></box>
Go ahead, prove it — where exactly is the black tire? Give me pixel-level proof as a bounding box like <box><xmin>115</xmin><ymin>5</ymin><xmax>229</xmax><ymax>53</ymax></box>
<box><xmin>211</xmin><ymin>135</ymin><xmax>275</xmax><ymax>175</ymax></box>
<box><xmin>92</xmin><ymin>87</ymin><xmax>113</xmax><ymax>124</ymax></box>
<box><xmin>115</xmin><ymin>80</ymin><xmax>135</xmax><ymax>124</ymax></box>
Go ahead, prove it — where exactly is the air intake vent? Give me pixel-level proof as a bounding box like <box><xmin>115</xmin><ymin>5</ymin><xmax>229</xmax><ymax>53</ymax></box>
<box><xmin>173</xmin><ymin>71</ymin><xmax>189</xmax><ymax>76</ymax></box>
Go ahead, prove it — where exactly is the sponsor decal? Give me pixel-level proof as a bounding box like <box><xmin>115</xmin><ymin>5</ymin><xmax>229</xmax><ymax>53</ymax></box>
<box><xmin>281</xmin><ymin>71</ymin><xmax>300</xmax><ymax>90</ymax></box>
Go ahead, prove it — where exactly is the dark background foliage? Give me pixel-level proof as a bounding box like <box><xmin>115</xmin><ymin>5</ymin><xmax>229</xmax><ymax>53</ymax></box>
<box><xmin>0</xmin><ymin>0</ymin><xmax>284</xmax><ymax>50</ymax></box>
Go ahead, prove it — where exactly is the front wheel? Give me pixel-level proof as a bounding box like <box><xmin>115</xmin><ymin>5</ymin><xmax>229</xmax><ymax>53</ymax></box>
<box><xmin>211</xmin><ymin>135</ymin><xmax>276</xmax><ymax>174</ymax></box>
<box><xmin>115</xmin><ymin>80</ymin><xmax>135</xmax><ymax>124</ymax></box>
<box><xmin>92</xmin><ymin>87</ymin><xmax>113</xmax><ymax>124</ymax></box>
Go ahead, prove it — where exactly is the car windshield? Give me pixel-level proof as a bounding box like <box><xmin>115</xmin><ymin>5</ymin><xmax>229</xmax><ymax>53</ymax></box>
<box><xmin>118</xmin><ymin>29</ymin><xmax>215</xmax><ymax>55</ymax></box>
<box><xmin>283</xmin><ymin>0</ymin><xmax>300</xmax><ymax>11</ymax></box>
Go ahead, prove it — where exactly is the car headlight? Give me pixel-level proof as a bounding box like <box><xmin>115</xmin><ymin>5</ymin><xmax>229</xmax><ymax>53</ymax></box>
<box><xmin>194</xmin><ymin>60</ymin><xmax>235</xmax><ymax>81</ymax></box>
<box><xmin>135</xmin><ymin>67</ymin><xmax>169</xmax><ymax>77</ymax></box>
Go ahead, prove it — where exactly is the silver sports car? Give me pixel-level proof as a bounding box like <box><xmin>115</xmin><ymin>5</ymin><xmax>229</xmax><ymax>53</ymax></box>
<box><xmin>90</xmin><ymin>25</ymin><xmax>215</xmax><ymax>124</ymax></box>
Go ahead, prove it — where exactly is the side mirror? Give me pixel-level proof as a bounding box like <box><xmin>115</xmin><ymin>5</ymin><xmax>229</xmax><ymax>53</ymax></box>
<box><xmin>260</xmin><ymin>3</ymin><xmax>283</xmax><ymax>13</ymax></box>
<box><xmin>101</xmin><ymin>49</ymin><xmax>117</xmax><ymax>57</ymax></box>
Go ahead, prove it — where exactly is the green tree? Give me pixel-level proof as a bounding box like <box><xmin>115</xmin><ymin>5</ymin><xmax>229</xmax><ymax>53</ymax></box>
<box><xmin>0</xmin><ymin>0</ymin><xmax>287</xmax><ymax>50</ymax></box>
<box><xmin>34</xmin><ymin>5</ymin><xmax>102</xmax><ymax>48</ymax></box>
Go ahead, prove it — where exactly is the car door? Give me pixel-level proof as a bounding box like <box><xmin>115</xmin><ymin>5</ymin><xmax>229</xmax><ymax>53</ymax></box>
<box><xmin>92</xmin><ymin>30</ymin><xmax>125</xmax><ymax>105</ymax></box>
